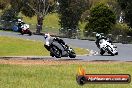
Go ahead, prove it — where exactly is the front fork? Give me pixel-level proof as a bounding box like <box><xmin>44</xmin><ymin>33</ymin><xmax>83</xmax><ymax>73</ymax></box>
<box><xmin>44</xmin><ymin>44</ymin><xmax>50</xmax><ymax>51</ymax></box>
<box><xmin>44</xmin><ymin>44</ymin><xmax>54</xmax><ymax>57</ymax></box>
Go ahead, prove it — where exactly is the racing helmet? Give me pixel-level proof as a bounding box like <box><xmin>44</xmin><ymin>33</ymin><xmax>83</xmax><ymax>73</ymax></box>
<box><xmin>18</xmin><ymin>19</ymin><xmax>22</xmax><ymax>22</ymax></box>
<box><xmin>44</xmin><ymin>33</ymin><xmax>51</xmax><ymax>39</ymax></box>
<box><xmin>18</xmin><ymin>19</ymin><xmax>23</xmax><ymax>23</ymax></box>
<box><xmin>96</xmin><ymin>33</ymin><xmax>101</xmax><ymax>39</ymax></box>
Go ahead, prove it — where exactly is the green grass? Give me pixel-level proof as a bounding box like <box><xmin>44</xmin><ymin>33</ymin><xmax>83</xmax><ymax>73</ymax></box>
<box><xmin>0</xmin><ymin>36</ymin><xmax>88</xmax><ymax>56</ymax></box>
<box><xmin>21</xmin><ymin>13</ymin><xmax>60</xmax><ymax>34</ymax></box>
<box><xmin>0</xmin><ymin>62</ymin><xmax>132</xmax><ymax>88</ymax></box>
<box><xmin>0</xmin><ymin>36</ymin><xmax>49</xmax><ymax>56</ymax></box>
<box><xmin>22</xmin><ymin>13</ymin><xmax>60</xmax><ymax>31</ymax></box>
<box><xmin>23</xmin><ymin>13</ymin><xmax>60</xmax><ymax>28</ymax></box>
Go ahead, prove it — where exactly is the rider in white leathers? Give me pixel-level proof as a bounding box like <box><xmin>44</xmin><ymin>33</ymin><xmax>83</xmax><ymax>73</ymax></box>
<box><xmin>44</xmin><ymin>33</ymin><xmax>67</xmax><ymax>51</ymax></box>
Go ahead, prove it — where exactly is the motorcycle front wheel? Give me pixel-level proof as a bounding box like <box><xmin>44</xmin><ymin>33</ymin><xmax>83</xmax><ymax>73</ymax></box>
<box><xmin>115</xmin><ymin>52</ymin><xmax>118</xmax><ymax>55</ymax></box>
<box><xmin>100</xmin><ymin>49</ymin><xmax>105</xmax><ymax>55</ymax></box>
<box><xmin>68</xmin><ymin>47</ymin><xmax>76</xmax><ymax>58</ymax></box>
<box><xmin>20</xmin><ymin>32</ymin><xmax>24</xmax><ymax>35</ymax></box>
<box><xmin>107</xmin><ymin>46</ymin><xmax>114</xmax><ymax>56</ymax></box>
<box><xmin>50</xmin><ymin>45</ymin><xmax>62</xmax><ymax>58</ymax></box>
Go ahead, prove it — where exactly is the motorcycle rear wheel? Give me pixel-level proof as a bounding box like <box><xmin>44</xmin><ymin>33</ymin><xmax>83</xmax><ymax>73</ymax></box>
<box><xmin>28</xmin><ymin>30</ymin><xmax>32</xmax><ymax>36</ymax></box>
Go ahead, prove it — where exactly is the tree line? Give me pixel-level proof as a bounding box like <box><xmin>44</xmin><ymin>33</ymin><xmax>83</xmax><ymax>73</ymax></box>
<box><xmin>0</xmin><ymin>0</ymin><xmax>132</xmax><ymax>38</ymax></box>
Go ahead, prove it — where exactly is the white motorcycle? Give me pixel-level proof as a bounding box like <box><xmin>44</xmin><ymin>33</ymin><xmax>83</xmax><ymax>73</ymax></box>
<box><xmin>20</xmin><ymin>24</ymin><xmax>32</xmax><ymax>36</ymax></box>
<box><xmin>99</xmin><ymin>39</ymin><xmax>118</xmax><ymax>56</ymax></box>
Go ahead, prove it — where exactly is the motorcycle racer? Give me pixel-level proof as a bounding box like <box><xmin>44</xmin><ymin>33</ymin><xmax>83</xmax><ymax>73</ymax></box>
<box><xmin>17</xmin><ymin>19</ymin><xmax>25</xmax><ymax>32</ymax></box>
<box><xmin>95</xmin><ymin>33</ymin><xmax>118</xmax><ymax>55</ymax></box>
<box><xmin>44</xmin><ymin>33</ymin><xmax>67</xmax><ymax>51</ymax></box>
<box><xmin>44</xmin><ymin>33</ymin><xmax>76</xmax><ymax>58</ymax></box>
<box><xmin>95</xmin><ymin>33</ymin><xmax>112</xmax><ymax>48</ymax></box>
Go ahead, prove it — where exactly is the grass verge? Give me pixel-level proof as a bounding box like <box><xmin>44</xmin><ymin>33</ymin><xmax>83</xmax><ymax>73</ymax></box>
<box><xmin>0</xmin><ymin>61</ymin><xmax>132</xmax><ymax>88</ymax></box>
<box><xmin>0</xmin><ymin>36</ymin><xmax>88</xmax><ymax>56</ymax></box>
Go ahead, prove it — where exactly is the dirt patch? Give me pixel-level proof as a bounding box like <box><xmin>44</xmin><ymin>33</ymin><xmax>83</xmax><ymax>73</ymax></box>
<box><xmin>0</xmin><ymin>59</ymin><xmax>82</xmax><ymax>65</ymax></box>
<box><xmin>0</xmin><ymin>58</ymin><xmax>131</xmax><ymax>65</ymax></box>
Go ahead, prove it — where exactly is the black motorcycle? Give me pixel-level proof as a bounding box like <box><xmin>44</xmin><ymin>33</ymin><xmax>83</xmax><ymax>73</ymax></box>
<box><xmin>45</xmin><ymin>41</ymin><xmax>76</xmax><ymax>58</ymax></box>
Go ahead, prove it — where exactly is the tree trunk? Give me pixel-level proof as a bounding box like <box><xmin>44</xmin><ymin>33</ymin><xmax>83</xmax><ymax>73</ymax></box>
<box><xmin>36</xmin><ymin>15</ymin><xmax>43</xmax><ymax>34</ymax></box>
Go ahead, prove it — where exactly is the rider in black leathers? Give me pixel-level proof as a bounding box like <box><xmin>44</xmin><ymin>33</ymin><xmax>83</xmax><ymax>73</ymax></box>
<box><xmin>95</xmin><ymin>33</ymin><xmax>112</xmax><ymax>48</ymax></box>
<box><xmin>17</xmin><ymin>19</ymin><xmax>25</xmax><ymax>32</ymax></box>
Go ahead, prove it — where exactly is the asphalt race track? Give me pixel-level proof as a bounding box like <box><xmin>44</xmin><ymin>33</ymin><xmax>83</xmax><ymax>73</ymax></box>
<box><xmin>0</xmin><ymin>31</ymin><xmax>132</xmax><ymax>61</ymax></box>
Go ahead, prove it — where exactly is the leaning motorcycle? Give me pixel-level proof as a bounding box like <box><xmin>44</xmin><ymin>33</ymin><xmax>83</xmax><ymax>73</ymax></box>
<box><xmin>20</xmin><ymin>24</ymin><xmax>32</xmax><ymax>36</ymax></box>
<box><xmin>45</xmin><ymin>41</ymin><xmax>76</xmax><ymax>58</ymax></box>
<box><xmin>98</xmin><ymin>39</ymin><xmax>118</xmax><ymax>56</ymax></box>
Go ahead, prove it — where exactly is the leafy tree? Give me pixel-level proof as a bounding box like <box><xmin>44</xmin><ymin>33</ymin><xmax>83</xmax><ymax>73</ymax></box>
<box><xmin>117</xmin><ymin>0</ymin><xmax>128</xmax><ymax>10</ymax></box>
<box><xmin>1</xmin><ymin>8</ymin><xmax>19</xmax><ymax>21</ymax></box>
<box><xmin>21</xmin><ymin>0</ymin><xmax>56</xmax><ymax>34</ymax></box>
<box><xmin>117</xmin><ymin>0</ymin><xmax>132</xmax><ymax>27</ymax></box>
<box><xmin>85</xmin><ymin>3</ymin><xmax>116</xmax><ymax>35</ymax></box>
<box><xmin>125</xmin><ymin>2</ymin><xmax>132</xmax><ymax>27</ymax></box>
<box><xmin>58</xmin><ymin>0</ymin><xmax>89</xmax><ymax>38</ymax></box>
<box><xmin>1</xmin><ymin>0</ymin><xmax>24</xmax><ymax>21</ymax></box>
<box><xmin>1</xmin><ymin>0</ymin><xmax>23</xmax><ymax>30</ymax></box>
<box><xmin>1</xmin><ymin>0</ymin><xmax>56</xmax><ymax>33</ymax></box>
<box><xmin>83</xmin><ymin>0</ymin><xmax>120</xmax><ymax>22</ymax></box>
<box><xmin>0</xmin><ymin>0</ymin><xmax>10</xmax><ymax>10</ymax></box>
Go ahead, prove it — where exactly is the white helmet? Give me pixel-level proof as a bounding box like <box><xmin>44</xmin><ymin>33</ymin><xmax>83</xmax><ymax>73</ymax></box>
<box><xmin>18</xmin><ymin>19</ymin><xmax>23</xmax><ymax>23</ymax></box>
<box><xmin>18</xmin><ymin>19</ymin><xmax>22</xmax><ymax>22</ymax></box>
<box><xmin>96</xmin><ymin>33</ymin><xmax>101</xmax><ymax>39</ymax></box>
<box><xmin>44</xmin><ymin>33</ymin><xmax>51</xmax><ymax>39</ymax></box>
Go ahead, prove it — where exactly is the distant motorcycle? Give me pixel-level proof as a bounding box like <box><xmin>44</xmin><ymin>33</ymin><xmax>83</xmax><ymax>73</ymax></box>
<box><xmin>20</xmin><ymin>24</ymin><xmax>32</xmax><ymax>36</ymax></box>
<box><xmin>45</xmin><ymin>41</ymin><xmax>76</xmax><ymax>58</ymax></box>
<box><xmin>98</xmin><ymin>39</ymin><xmax>118</xmax><ymax>56</ymax></box>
